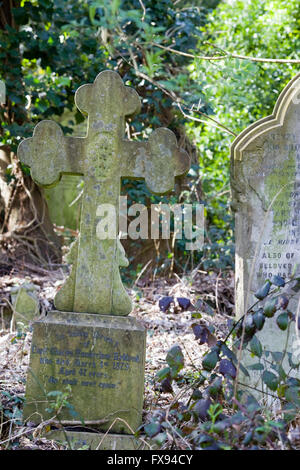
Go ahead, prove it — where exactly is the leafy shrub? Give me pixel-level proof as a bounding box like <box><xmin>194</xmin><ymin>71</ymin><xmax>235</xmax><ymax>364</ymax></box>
<box><xmin>147</xmin><ymin>275</ymin><xmax>300</xmax><ymax>449</ymax></box>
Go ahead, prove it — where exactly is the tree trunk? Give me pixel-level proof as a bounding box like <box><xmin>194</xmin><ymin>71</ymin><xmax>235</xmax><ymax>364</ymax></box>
<box><xmin>0</xmin><ymin>147</ymin><xmax>61</xmax><ymax>274</ymax></box>
<box><xmin>0</xmin><ymin>2</ymin><xmax>61</xmax><ymax>274</ymax></box>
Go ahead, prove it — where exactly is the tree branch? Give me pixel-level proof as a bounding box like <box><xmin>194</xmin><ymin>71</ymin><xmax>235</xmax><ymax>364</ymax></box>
<box><xmin>127</xmin><ymin>47</ymin><xmax>236</xmax><ymax>136</ymax></box>
<box><xmin>177</xmin><ymin>102</ymin><xmax>237</xmax><ymax>137</ymax></box>
<box><xmin>138</xmin><ymin>0</ymin><xmax>146</xmax><ymax>21</ymax></box>
<box><xmin>152</xmin><ymin>41</ymin><xmax>300</xmax><ymax>64</ymax></box>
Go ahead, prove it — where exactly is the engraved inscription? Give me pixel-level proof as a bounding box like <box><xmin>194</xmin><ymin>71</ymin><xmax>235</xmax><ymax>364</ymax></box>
<box><xmin>31</xmin><ymin>325</ymin><xmax>142</xmax><ymax>391</ymax></box>
<box><xmin>255</xmin><ymin>131</ymin><xmax>300</xmax><ymax>283</ymax></box>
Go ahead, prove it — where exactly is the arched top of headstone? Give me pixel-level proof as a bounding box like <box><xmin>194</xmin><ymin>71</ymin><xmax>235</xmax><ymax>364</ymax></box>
<box><xmin>231</xmin><ymin>73</ymin><xmax>300</xmax><ymax>162</ymax></box>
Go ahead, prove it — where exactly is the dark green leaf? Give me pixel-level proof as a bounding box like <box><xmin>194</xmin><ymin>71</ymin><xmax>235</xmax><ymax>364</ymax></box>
<box><xmin>161</xmin><ymin>377</ymin><xmax>173</xmax><ymax>394</ymax></box>
<box><xmin>276</xmin><ymin>312</ymin><xmax>289</xmax><ymax>330</ymax></box>
<box><xmin>284</xmin><ymin>386</ymin><xmax>300</xmax><ymax>406</ymax></box>
<box><xmin>271</xmin><ymin>351</ymin><xmax>284</xmax><ymax>363</ymax></box>
<box><xmin>155</xmin><ymin>367</ymin><xmax>171</xmax><ymax>382</ymax></box>
<box><xmin>144</xmin><ymin>421</ymin><xmax>161</xmax><ymax>437</ymax></box>
<box><xmin>202</xmin><ymin>350</ymin><xmax>219</xmax><ymax>371</ymax></box>
<box><xmin>191</xmin><ymin>398</ymin><xmax>212</xmax><ymax>420</ymax></box>
<box><xmin>219</xmin><ymin>359</ymin><xmax>236</xmax><ymax>378</ymax></box>
<box><xmin>208</xmin><ymin>376</ymin><xmax>223</xmax><ymax>398</ymax></box>
<box><xmin>271</xmin><ymin>275</ymin><xmax>285</xmax><ymax>287</ymax></box>
<box><xmin>254</xmin><ymin>281</ymin><xmax>271</xmax><ymax>300</ymax></box>
<box><xmin>239</xmin><ymin>362</ymin><xmax>250</xmax><ymax>378</ymax></box>
<box><xmin>221</xmin><ymin>343</ymin><xmax>237</xmax><ymax>363</ymax></box>
<box><xmin>263</xmin><ymin>299</ymin><xmax>277</xmax><ymax>318</ymax></box>
<box><xmin>253</xmin><ymin>309</ymin><xmax>265</xmax><ymax>331</ymax></box>
<box><xmin>244</xmin><ymin>315</ymin><xmax>256</xmax><ymax>335</ymax></box>
<box><xmin>277</xmin><ymin>295</ymin><xmax>289</xmax><ymax>310</ymax></box>
<box><xmin>250</xmin><ymin>335</ymin><xmax>263</xmax><ymax>358</ymax></box>
<box><xmin>278</xmin><ymin>365</ymin><xmax>287</xmax><ymax>381</ymax></box>
<box><xmin>166</xmin><ymin>345</ymin><xmax>184</xmax><ymax>376</ymax></box>
<box><xmin>159</xmin><ymin>296</ymin><xmax>174</xmax><ymax>312</ymax></box>
<box><xmin>262</xmin><ymin>370</ymin><xmax>279</xmax><ymax>391</ymax></box>
<box><xmin>177</xmin><ymin>297</ymin><xmax>191</xmax><ymax>310</ymax></box>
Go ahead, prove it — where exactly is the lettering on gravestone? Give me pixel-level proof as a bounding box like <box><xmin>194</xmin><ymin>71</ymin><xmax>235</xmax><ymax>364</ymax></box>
<box><xmin>24</xmin><ymin>312</ymin><xmax>147</xmax><ymax>433</ymax></box>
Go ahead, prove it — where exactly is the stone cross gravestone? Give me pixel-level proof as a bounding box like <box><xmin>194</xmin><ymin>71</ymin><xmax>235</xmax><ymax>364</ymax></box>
<box><xmin>18</xmin><ymin>70</ymin><xmax>190</xmax><ymax>443</ymax></box>
<box><xmin>18</xmin><ymin>70</ymin><xmax>189</xmax><ymax>316</ymax></box>
<box><xmin>231</xmin><ymin>73</ymin><xmax>300</xmax><ymax>391</ymax></box>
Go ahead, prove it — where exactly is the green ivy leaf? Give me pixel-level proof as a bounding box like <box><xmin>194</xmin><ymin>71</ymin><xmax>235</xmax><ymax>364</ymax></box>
<box><xmin>221</xmin><ymin>343</ymin><xmax>237</xmax><ymax>363</ymax></box>
<box><xmin>271</xmin><ymin>275</ymin><xmax>285</xmax><ymax>287</ymax></box>
<box><xmin>284</xmin><ymin>386</ymin><xmax>300</xmax><ymax>406</ymax></box>
<box><xmin>208</xmin><ymin>376</ymin><xmax>223</xmax><ymax>398</ymax></box>
<box><xmin>219</xmin><ymin>358</ymin><xmax>237</xmax><ymax>378</ymax></box>
<box><xmin>271</xmin><ymin>351</ymin><xmax>284</xmax><ymax>363</ymax></box>
<box><xmin>202</xmin><ymin>350</ymin><xmax>219</xmax><ymax>371</ymax></box>
<box><xmin>276</xmin><ymin>312</ymin><xmax>289</xmax><ymax>330</ymax></box>
<box><xmin>250</xmin><ymin>335</ymin><xmax>263</xmax><ymax>358</ymax></box>
<box><xmin>166</xmin><ymin>345</ymin><xmax>184</xmax><ymax>377</ymax></box>
<box><xmin>263</xmin><ymin>299</ymin><xmax>277</xmax><ymax>318</ymax></box>
<box><xmin>161</xmin><ymin>377</ymin><xmax>173</xmax><ymax>394</ymax></box>
<box><xmin>278</xmin><ymin>365</ymin><xmax>287</xmax><ymax>381</ymax></box>
<box><xmin>244</xmin><ymin>315</ymin><xmax>256</xmax><ymax>335</ymax></box>
<box><xmin>239</xmin><ymin>362</ymin><xmax>250</xmax><ymax>378</ymax></box>
<box><xmin>144</xmin><ymin>421</ymin><xmax>161</xmax><ymax>437</ymax></box>
<box><xmin>191</xmin><ymin>398</ymin><xmax>212</xmax><ymax>420</ymax></box>
<box><xmin>155</xmin><ymin>367</ymin><xmax>171</xmax><ymax>382</ymax></box>
<box><xmin>253</xmin><ymin>309</ymin><xmax>265</xmax><ymax>331</ymax></box>
<box><xmin>262</xmin><ymin>370</ymin><xmax>279</xmax><ymax>391</ymax></box>
<box><xmin>254</xmin><ymin>281</ymin><xmax>271</xmax><ymax>300</ymax></box>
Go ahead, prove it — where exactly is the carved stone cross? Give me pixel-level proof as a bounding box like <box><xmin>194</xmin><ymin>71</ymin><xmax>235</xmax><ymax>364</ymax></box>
<box><xmin>18</xmin><ymin>70</ymin><xmax>190</xmax><ymax>315</ymax></box>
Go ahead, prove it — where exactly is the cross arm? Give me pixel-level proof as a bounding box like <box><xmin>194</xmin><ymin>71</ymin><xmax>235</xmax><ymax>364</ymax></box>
<box><xmin>18</xmin><ymin>120</ymin><xmax>84</xmax><ymax>187</ymax></box>
<box><xmin>120</xmin><ymin>128</ymin><xmax>190</xmax><ymax>194</ymax></box>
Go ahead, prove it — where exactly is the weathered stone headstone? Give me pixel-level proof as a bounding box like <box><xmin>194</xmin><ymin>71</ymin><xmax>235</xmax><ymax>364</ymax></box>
<box><xmin>44</xmin><ymin>174</ymin><xmax>82</xmax><ymax>230</ymax></box>
<box><xmin>18</xmin><ymin>70</ymin><xmax>190</xmax><ymax>446</ymax></box>
<box><xmin>11</xmin><ymin>283</ymin><xmax>39</xmax><ymax>326</ymax></box>
<box><xmin>1</xmin><ymin>283</ymin><xmax>39</xmax><ymax>330</ymax></box>
<box><xmin>231</xmin><ymin>74</ymin><xmax>300</xmax><ymax>392</ymax></box>
<box><xmin>26</xmin><ymin>312</ymin><xmax>146</xmax><ymax>435</ymax></box>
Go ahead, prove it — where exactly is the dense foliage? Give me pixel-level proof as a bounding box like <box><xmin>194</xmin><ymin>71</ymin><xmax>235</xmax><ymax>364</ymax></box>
<box><xmin>1</xmin><ymin>0</ymin><xmax>207</xmax><ymax>148</ymax></box>
<box><xmin>185</xmin><ymin>0</ymin><xmax>300</xmax><ymax>270</ymax></box>
<box><xmin>1</xmin><ymin>0</ymin><xmax>299</xmax><ymax>270</ymax></box>
<box><xmin>0</xmin><ymin>0</ymin><xmax>209</xmax><ymax>269</ymax></box>
<box><xmin>0</xmin><ymin>0</ymin><xmax>299</xmax><ymax>451</ymax></box>
<box><xmin>150</xmin><ymin>275</ymin><xmax>300</xmax><ymax>450</ymax></box>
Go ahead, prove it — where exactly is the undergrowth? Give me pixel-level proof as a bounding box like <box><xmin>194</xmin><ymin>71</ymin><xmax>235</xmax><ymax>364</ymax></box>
<box><xmin>145</xmin><ymin>275</ymin><xmax>300</xmax><ymax>450</ymax></box>
<box><xmin>1</xmin><ymin>275</ymin><xmax>299</xmax><ymax>450</ymax></box>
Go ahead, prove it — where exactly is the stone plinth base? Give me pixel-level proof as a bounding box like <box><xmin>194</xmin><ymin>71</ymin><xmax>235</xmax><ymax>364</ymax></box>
<box><xmin>47</xmin><ymin>430</ymin><xmax>150</xmax><ymax>450</ymax></box>
<box><xmin>23</xmin><ymin>311</ymin><xmax>146</xmax><ymax>434</ymax></box>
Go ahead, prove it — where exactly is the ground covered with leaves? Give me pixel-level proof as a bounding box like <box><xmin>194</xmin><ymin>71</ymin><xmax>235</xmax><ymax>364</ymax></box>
<box><xmin>1</xmin><ymin>267</ymin><xmax>299</xmax><ymax>450</ymax></box>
